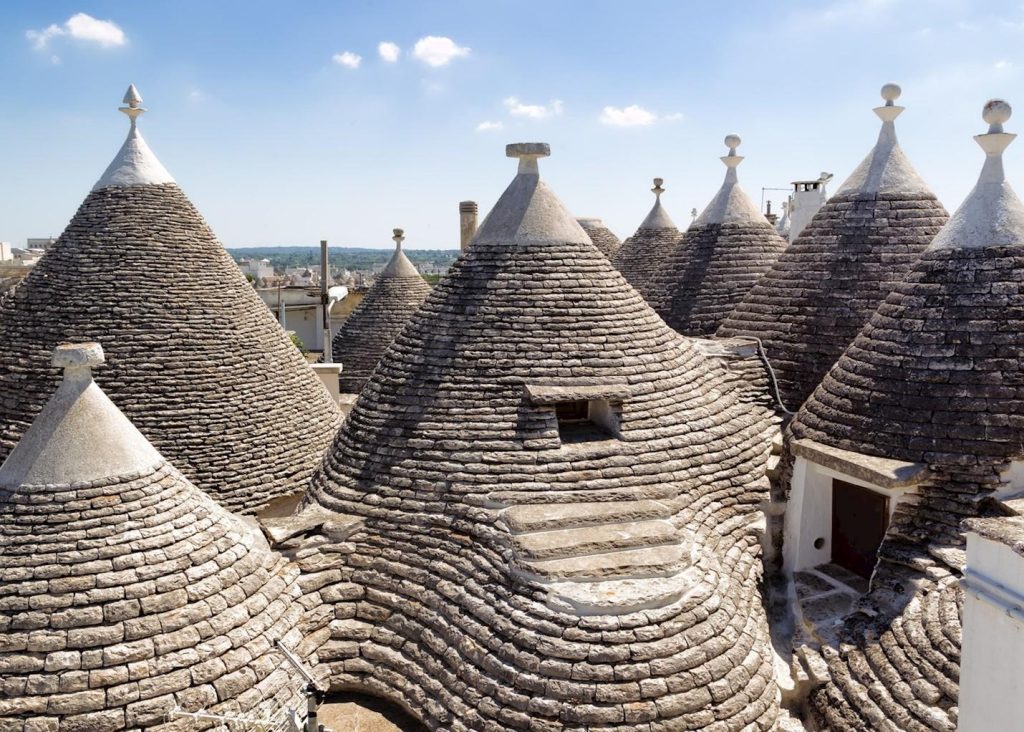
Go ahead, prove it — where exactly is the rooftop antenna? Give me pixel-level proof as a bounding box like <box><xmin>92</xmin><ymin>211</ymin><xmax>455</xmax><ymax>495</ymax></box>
<box><xmin>320</xmin><ymin>240</ymin><xmax>332</xmax><ymax>363</ymax></box>
<box><xmin>275</xmin><ymin>639</ymin><xmax>324</xmax><ymax>732</ymax></box>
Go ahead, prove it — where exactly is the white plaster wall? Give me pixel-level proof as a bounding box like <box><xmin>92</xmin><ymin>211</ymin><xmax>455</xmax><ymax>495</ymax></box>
<box><xmin>997</xmin><ymin>460</ymin><xmax>1024</xmax><ymax>498</ymax></box>
<box><xmin>960</xmin><ymin>534</ymin><xmax>1024</xmax><ymax>731</ymax></box>
<box><xmin>789</xmin><ymin>186</ymin><xmax>827</xmax><ymax>242</ymax></box>
<box><xmin>784</xmin><ymin>457</ymin><xmax>907</xmax><ymax>572</ymax></box>
<box><xmin>784</xmin><ymin>457</ymin><xmax>832</xmax><ymax>571</ymax></box>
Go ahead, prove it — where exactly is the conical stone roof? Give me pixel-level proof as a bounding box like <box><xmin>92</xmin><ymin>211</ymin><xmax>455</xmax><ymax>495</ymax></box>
<box><xmin>303</xmin><ymin>144</ymin><xmax>780</xmax><ymax>730</ymax></box>
<box><xmin>0</xmin><ymin>343</ymin><xmax>309</xmax><ymax>730</ymax></box>
<box><xmin>654</xmin><ymin>135</ymin><xmax>790</xmax><ymax>336</ymax></box>
<box><xmin>331</xmin><ymin>229</ymin><xmax>431</xmax><ymax>394</ymax></box>
<box><xmin>575</xmin><ymin>217</ymin><xmax>621</xmax><ymax>258</ymax></box>
<box><xmin>610</xmin><ymin>177</ymin><xmax>681</xmax><ymax>305</ymax></box>
<box><xmin>718</xmin><ymin>84</ymin><xmax>949</xmax><ymax>408</ymax></box>
<box><xmin>793</xmin><ymin>100</ymin><xmax>1024</xmax><ymax>731</ymax></box>
<box><xmin>0</xmin><ymin>87</ymin><xmax>342</xmax><ymax>514</ymax></box>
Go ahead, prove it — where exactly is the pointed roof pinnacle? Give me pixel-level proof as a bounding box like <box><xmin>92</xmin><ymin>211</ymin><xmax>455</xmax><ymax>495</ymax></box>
<box><xmin>380</xmin><ymin>227</ymin><xmax>422</xmax><ymax>278</ymax></box>
<box><xmin>875</xmin><ymin>82</ymin><xmax>904</xmax><ymax>122</ymax></box>
<box><xmin>834</xmin><ymin>82</ymin><xmax>931</xmax><ymax>197</ymax></box>
<box><xmin>93</xmin><ymin>84</ymin><xmax>175</xmax><ymax>191</ymax></box>
<box><xmin>120</xmin><ymin>83</ymin><xmax>145</xmax><ymax>127</ymax></box>
<box><xmin>639</xmin><ymin>177</ymin><xmax>677</xmax><ymax>230</ymax></box>
<box><xmin>928</xmin><ymin>98</ymin><xmax>1024</xmax><ymax>251</ymax></box>
<box><xmin>0</xmin><ymin>343</ymin><xmax>162</xmax><ymax>489</ymax></box>
<box><xmin>692</xmin><ymin>134</ymin><xmax>765</xmax><ymax>227</ymax></box>
<box><xmin>722</xmin><ymin>134</ymin><xmax>744</xmax><ymax>169</ymax></box>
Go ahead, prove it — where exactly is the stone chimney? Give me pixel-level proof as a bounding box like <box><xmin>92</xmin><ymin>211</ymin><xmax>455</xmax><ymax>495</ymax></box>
<box><xmin>459</xmin><ymin>201</ymin><xmax>478</xmax><ymax>251</ymax></box>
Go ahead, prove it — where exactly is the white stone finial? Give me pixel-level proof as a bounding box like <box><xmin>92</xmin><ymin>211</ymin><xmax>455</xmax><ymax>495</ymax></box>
<box><xmin>974</xmin><ymin>99</ymin><xmax>1015</xmax><ymax>174</ymax></box>
<box><xmin>52</xmin><ymin>343</ymin><xmax>105</xmax><ymax>379</ymax></box>
<box><xmin>875</xmin><ymin>83</ymin><xmax>905</xmax><ymax>122</ymax></box>
<box><xmin>927</xmin><ymin>97</ymin><xmax>1024</xmax><ymax>251</ymax></box>
<box><xmin>983</xmin><ymin>99</ymin><xmax>1012</xmax><ymax>134</ymax></box>
<box><xmin>507</xmin><ymin>142</ymin><xmax>550</xmax><ymax>174</ymax></box>
<box><xmin>652</xmin><ymin>178</ymin><xmax>665</xmax><ymax>199</ymax></box>
<box><xmin>393</xmin><ymin>228</ymin><xmax>405</xmax><ymax>249</ymax></box>
<box><xmin>93</xmin><ymin>85</ymin><xmax>175</xmax><ymax>190</ymax></box>
<box><xmin>722</xmin><ymin>134</ymin><xmax>744</xmax><ymax>169</ymax></box>
<box><xmin>881</xmin><ymin>83</ymin><xmax>902</xmax><ymax>105</ymax></box>
<box><xmin>119</xmin><ymin>84</ymin><xmax>146</xmax><ymax>126</ymax></box>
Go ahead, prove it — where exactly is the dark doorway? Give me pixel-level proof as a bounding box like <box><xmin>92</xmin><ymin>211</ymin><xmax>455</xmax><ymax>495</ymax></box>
<box><xmin>831</xmin><ymin>479</ymin><xmax>889</xmax><ymax>579</ymax></box>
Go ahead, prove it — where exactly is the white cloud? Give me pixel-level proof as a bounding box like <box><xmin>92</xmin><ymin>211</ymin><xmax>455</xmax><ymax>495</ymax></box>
<box><xmin>26</xmin><ymin>13</ymin><xmax>126</xmax><ymax>50</ymax></box>
<box><xmin>476</xmin><ymin>120</ymin><xmax>503</xmax><ymax>132</ymax></box>
<box><xmin>599</xmin><ymin>105</ymin><xmax>683</xmax><ymax>127</ymax></box>
<box><xmin>503</xmin><ymin>97</ymin><xmax>564</xmax><ymax>119</ymax></box>
<box><xmin>65</xmin><ymin>12</ymin><xmax>126</xmax><ymax>46</ymax></box>
<box><xmin>378</xmin><ymin>41</ymin><xmax>400</xmax><ymax>63</ymax></box>
<box><xmin>412</xmin><ymin>36</ymin><xmax>470</xmax><ymax>67</ymax></box>
<box><xmin>332</xmin><ymin>51</ymin><xmax>362</xmax><ymax>69</ymax></box>
<box><xmin>995</xmin><ymin>59</ymin><xmax>1013</xmax><ymax>70</ymax></box>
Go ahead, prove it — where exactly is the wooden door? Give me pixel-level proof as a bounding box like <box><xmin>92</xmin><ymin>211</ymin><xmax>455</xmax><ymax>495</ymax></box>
<box><xmin>831</xmin><ymin>479</ymin><xmax>889</xmax><ymax>579</ymax></box>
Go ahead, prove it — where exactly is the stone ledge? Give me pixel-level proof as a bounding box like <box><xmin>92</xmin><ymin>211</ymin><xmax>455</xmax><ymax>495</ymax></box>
<box><xmin>524</xmin><ymin>382</ymin><xmax>633</xmax><ymax>405</ymax></box>
<box><xmin>792</xmin><ymin>437</ymin><xmax>929</xmax><ymax>489</ymax></box>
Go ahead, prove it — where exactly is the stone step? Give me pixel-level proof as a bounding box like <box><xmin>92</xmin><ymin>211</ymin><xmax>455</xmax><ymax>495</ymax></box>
<box><xmin>487</xmin><ymin>484</ymin><xmax>676</xmax><ymax>507</ymax></box>
<box><xmin>771</xmin><ymin>428</ymin><xmax>784</xmax><ymax>454</ymax></box>
<box><xmin>512</xmin><ymin>519</ymin><xmax>677</xmax><ymax>560</ymax></box>
<box><xmin>519</xmin><ymin>543</ymin><xmax>686</xmax><ymax>580</ymax></box>
<box><xmin>503</xmin><ymin>500</ymin><xmax>672</xmax><ymax>533</ymax></box>
<box><xmin>766</xmin><ymin>454</ymin><xmax>781</xmax><ymax>479</ymax></box>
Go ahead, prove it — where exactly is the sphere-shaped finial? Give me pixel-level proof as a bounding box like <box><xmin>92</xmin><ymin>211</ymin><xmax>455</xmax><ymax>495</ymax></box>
<box><xmin>881</xmin><ymin>83</ymin><xmax>902</xmax><ymax>105</ymax></box>
<box><xmin>724</xmin><ymin>134</ymin><xmax>742</xmax><ymax>153</ymax></box>
<box><xmin>983</xmin><ymin>99</ymin><xmax>1012</xmax><ymax>127</ymax></box>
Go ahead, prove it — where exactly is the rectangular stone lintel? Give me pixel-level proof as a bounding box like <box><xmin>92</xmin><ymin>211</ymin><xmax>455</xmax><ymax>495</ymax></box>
<box><xmin>792</xmin><ymin>437</ymin><xmax>929</xmax><ymax>489</ymax></box>
<box><xmin>524</xmin><ymin>382</ymin><xmax>632</xmax><ymax>405</ymax></box>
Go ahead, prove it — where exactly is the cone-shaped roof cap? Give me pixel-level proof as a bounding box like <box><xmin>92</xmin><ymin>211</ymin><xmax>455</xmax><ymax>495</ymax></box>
<box><xmin>93</xmin><ymin>85</ymin><xmax>175</xmax><ymax>190</ymax></box>
<box><xmin>693</xmin><ymin>135</ymin><xmax>766</xmax><ymax>226</ymax></box>
<box><xmin>0</xmin><ymin>344</ymin><xmax>308</xmax><ymax>728</ymax></box>
<box><xmin>307</xmin><ymin>144</ymin><xmax>779</xmax><ymax>727</ymax></box>
<box><xmin>655</xmin><ymin>135</ymin><xmax>789</xmax><ymax>336</ymax></box>
<box><xmin>718</xmin><ymin>84</ymin><xmax>948</xmax><ymax>408</ymax></box>
<box><xmin>332</xmin><ymin>228</ymin><xmax>431</xmax><ymax>393</ymax></box>
<box><xmin>833</xmin><ymin>83</ymin><xmax>931</xmax><ymax>197</ymax></box>
<box><xmin>611</xmin><ymin>178</ymin><xmax>681</xmax><ymax>305</ymax></box>
<box><xmin>0</xmin><ymin>87</ymin><xmax>342</xmax><ymax>514</ymax></box>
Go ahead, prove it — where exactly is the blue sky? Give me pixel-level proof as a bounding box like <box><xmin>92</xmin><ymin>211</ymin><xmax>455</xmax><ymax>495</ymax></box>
<box><xmin>1</xmin><ymin>0</ymin><xmax>1023</xmax><ymax>249</ymax></box>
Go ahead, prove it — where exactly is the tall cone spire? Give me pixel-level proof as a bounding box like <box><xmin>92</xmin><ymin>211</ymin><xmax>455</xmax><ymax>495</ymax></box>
<box><xmin>93</xmin><ymin>85</ymin><xmax>175</xmax><ymax>190</ymax></box>
<box><xmin>655</xmin><ymin>134</ymin><xmax>788</xmax><ymax>336</ymax></box>
<box><xmin>0</xmin><ymin>86</ymin><xmax>342</xmax><ymax>514</ymax></box>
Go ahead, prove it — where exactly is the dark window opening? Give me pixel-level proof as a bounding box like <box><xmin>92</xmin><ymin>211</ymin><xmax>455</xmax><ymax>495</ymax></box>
<box><xmin>831</xmin><ymin>479</ymin><xmax>889</xmax><ymax>579</ymax></box>
<box><xmin>555</xmin><ymin>400</ymin><xmax>589</xmax><ymax>423</ymax></box>
<box><xmin>554</xmin><ymin>399</ymin><xmax>617</xmax><ymax>444</ymax></box>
